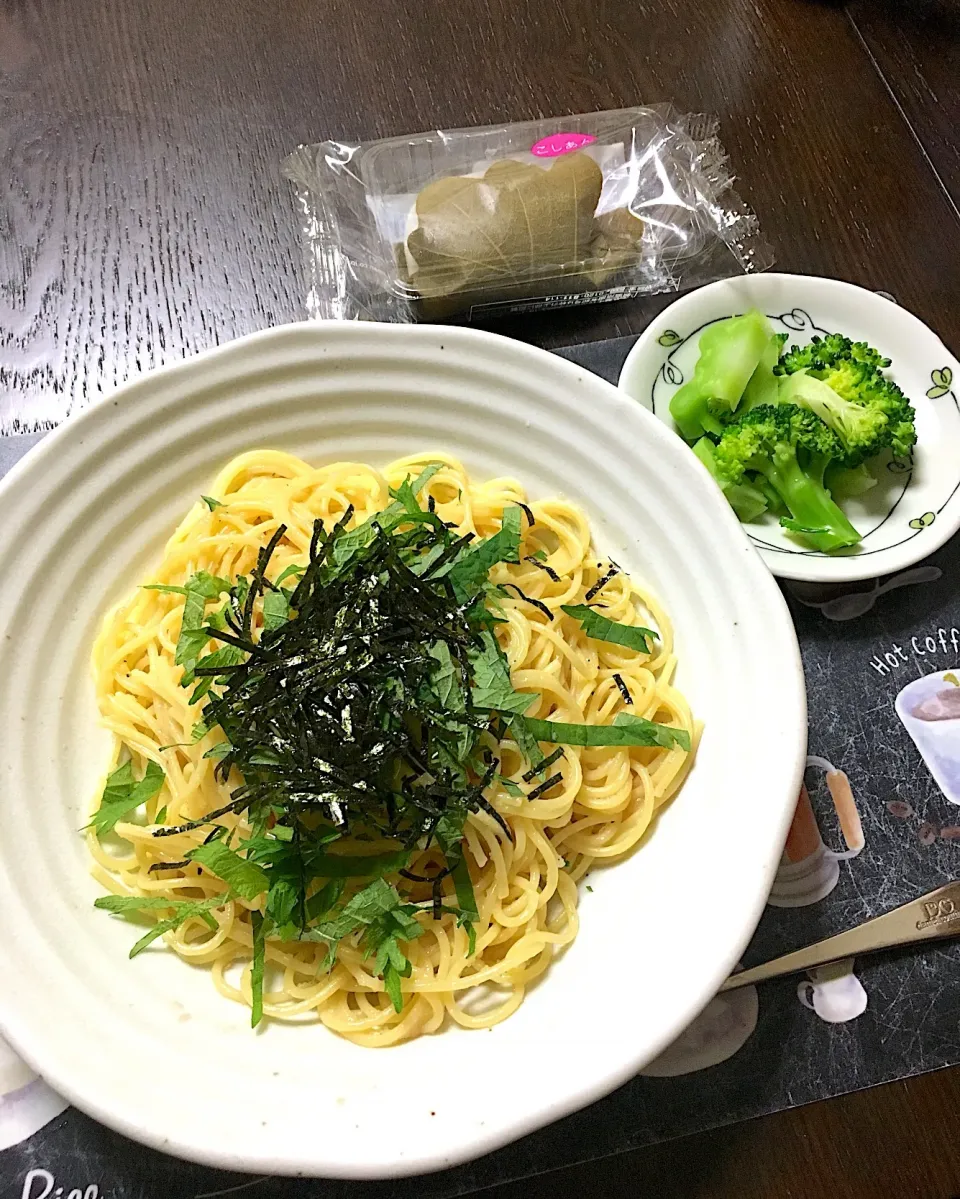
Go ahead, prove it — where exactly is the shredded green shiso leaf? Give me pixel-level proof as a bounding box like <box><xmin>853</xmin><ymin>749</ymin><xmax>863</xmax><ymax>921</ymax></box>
<box><xmin>93</xmin><ymin>471</ymin><xmax>689</xmax><ymax>1025</ymax></box>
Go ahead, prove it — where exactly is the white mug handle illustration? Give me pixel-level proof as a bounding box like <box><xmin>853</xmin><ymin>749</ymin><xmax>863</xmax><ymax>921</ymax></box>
<box><xmin>769</xmin><ymin>756</ymin><xmax>864</xmax><ymax>908</ymax></box>
<box><xmin>797</xmin><ymin>958</ymin><xmax>868</xmax><ymax>1024</ymax></box>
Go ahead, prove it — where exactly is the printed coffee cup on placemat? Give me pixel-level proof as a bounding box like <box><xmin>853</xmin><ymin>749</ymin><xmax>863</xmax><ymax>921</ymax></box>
<box><xmin>896</xmin><ymin>670</ymin><xmax>960</xmax><ymax>805</ymax></box>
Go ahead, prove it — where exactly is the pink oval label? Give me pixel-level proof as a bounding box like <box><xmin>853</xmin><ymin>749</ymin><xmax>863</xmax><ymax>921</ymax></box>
<box><xmin>530</xmin><ymin>132</ymin><xmax>597</xmax><ymax>158</ymax></box>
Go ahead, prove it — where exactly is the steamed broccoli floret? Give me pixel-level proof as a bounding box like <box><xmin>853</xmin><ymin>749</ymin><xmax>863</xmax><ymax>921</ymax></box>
<box><xmin>777</xmin><ymin>371</ymin><xmax>892</xmax><ymax>465</ymax></box>
<box><xmin>821</xmin><ymin>362</ymin><xmax>916</xmax><ymax>458</ymax></box>
<box><xmin>713</xmin><ymin>405</ymin><xmax>861</xmax><ymax>553</ymax></box>
<box><xmin>776</xmin><ymin>336</ymin><xmax>917</xmax><ymax>463</ymax></box>
<box><xmin>670</xmin><ymin>310</ymin><xmax>774</xmax><ymax>440</ymax></box>
<box><xmin>778</xmin><ymin>333</ymin><xmax>890</xmax><ymax>376</ymax></box>
<box><xmin>692</xmin><ymin>437</ymin><xmax>769</xmax><ymax>523</ymax></box>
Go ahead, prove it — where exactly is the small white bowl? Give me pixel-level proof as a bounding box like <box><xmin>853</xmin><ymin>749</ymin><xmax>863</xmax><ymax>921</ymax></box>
<box><xmin>0</xmin><ymin>322</ymin><xmax>805</xmax><ymax>1178</ymax></box>
<box><xmin>619</xmin><ymin>273</ymin><xmax>960</xmax><ymax>582</ymax></box>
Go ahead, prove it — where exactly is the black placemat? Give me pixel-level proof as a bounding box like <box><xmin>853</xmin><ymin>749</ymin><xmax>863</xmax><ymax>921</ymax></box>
<box><xmin>4</xmin><ymin>335</ymin><xmax>960</xmax><ymax>1199</ymax></box>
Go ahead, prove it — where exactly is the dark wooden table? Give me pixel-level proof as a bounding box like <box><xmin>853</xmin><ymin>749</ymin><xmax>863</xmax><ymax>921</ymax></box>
<box><xmin>2</xmin><ymin>0</ymin><xmax>960</xmax><ymax>1194</ymax></box>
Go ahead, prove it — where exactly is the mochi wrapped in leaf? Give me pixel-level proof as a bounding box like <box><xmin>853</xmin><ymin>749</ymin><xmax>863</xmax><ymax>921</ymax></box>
<box><xmin>402</xmin><ymin>152</ymin><xmax>644</xmax><ymax>316</ymax></box>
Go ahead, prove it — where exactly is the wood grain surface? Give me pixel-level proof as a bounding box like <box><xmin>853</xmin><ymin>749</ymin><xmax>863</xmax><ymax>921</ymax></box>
<box><xmin>482</xmin><ymin>1068</ymin><xmax>960</xmax><ymax>1199</ymax></box>
<box><xmin>847</xmin><ymin>0</ymin><xmax>960</xmax><ymax>207</ymax></box>
<box><xmin>2</xmin><ymin>0</ymin><xmax>960</xmax><ymax>1195</ymax></box>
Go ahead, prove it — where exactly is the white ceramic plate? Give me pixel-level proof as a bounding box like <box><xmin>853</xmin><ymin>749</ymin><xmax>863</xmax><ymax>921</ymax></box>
<box><xmin>0</xmin><ymin>322</ymin><xmax>805</xmax><ymax>1178</ymax></box>
<box><xmin>619</xmin><ymin>273</ymin><xmax>960</xmax><ymax>582</ymax></box>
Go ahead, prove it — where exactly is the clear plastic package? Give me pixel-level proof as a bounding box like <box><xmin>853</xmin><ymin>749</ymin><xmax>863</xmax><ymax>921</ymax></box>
<box><xmin>282</xmin><ymin>105</ymin><xmax>772</xmax><ymax>324</ymax></box>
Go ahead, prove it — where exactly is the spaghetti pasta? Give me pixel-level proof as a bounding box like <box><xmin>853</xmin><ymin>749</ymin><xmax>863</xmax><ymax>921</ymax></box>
<box><xmin>88</xmin><ymin>451</ymin><xmax>697</xmax><ymax>1046</ymax></box>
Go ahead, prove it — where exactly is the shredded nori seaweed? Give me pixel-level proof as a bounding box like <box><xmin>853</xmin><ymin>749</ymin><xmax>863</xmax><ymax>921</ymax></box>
<box><xmin>526</xmin><ymin>772</ymin><xmax>563</xmax><ymax>801</ymax></box>
<box><xmin>196</xmin><ymin>501</ymin><xmax>512</xmax><ymax>861</ymax></box>
<box><xmin>502</xmin><ymin>582</ymin><xmax>554</xmax><ymax>621</ymax></box>
<box><xmin>148</xmin><ymin>859</ymin><xmax>191</xmax><ymax>873</ymax></box>
<box><xmin>584</xmin><ymin>561</ymin><xmax>620</xmax><ymax>601</ymax></box>
<box><xmin>522</xmin><ymin>746</ymin><xmax>565</xmax><ymax>782</ymax></box>
<box><xmin>524</xmin><ymin>555</ymin><xmax>560</xmax><ymax>582</ymax></box>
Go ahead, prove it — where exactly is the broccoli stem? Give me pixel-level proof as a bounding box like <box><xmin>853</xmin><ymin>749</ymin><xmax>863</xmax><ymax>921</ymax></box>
<box><xmin>825</xmin><ymin>462</ymin><xmax>878</xmax><ymax>500</ymax></box>
<box><xmin>693</xmin><ymin>437</ymin><xmax>769</xmax><ymax>522</ymax></box>
<box><xmin>804</xmin><ymin>451</ymin><xmax>832</xmax><ymax>490</ymax></box>
<box><xmin>752</xmin><ymin>446</ymin><xmax>862</xmax><ymax>552</ymax></box>
<box><xmin>741</xmin><ymin>333</ymin><xmax>784</xmax><ymax>411</ymax></box>
<box><xmin>670</xmin><ymin>311</ymin><xmax>772</xmax><ymax>440</ymax></box>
